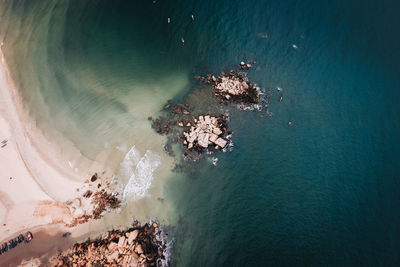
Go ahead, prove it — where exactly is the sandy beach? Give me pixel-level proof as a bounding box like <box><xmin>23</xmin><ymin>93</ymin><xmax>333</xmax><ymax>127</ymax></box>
<box><xmin>0</xmin><ymin>46</ymin><xmax>98</xmax><ymax>243</ymax></box>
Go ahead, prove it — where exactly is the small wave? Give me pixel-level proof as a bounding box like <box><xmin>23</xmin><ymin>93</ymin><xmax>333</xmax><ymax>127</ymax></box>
<box><xmin>237</xmin><ymin>103</ymin><xmax>263</xmax><ymax>111</ymax></box>
<box><xmin>120</xmin><ymin>146</ymin><xmax>141</xmax><ymax>179</ymax></box>
<box><xmin>121</xmin><ymin>146</ymin><xmax>161</xmax><ymax>201</ymax></box>
<box><xmin>152</xmin><ymin>220</ymin><xmax>173</xmax><ymax>267</ymax></box>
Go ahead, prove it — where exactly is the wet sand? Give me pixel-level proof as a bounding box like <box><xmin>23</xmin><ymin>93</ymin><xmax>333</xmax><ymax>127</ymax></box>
<box><xmin>0</xmin><ymin>46</ymin><xmax>102</xmax><ymax>243</ymax></box>
<box><xmin>0</xmin><ymin>225</ymin><xmax>74</xmax><ymax>266</ymax></box>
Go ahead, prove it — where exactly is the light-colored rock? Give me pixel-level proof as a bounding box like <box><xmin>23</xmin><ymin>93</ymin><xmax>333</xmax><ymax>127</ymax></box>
<box><xmin>198</xmin><ymin>132</ymin><xmax>209</xmax><ymax>148</ymax></box>
<box><xmin>135</xmin><ymin>244</ymin><xmax>144</xmax><ymax>254</ymax></box>
<box><xmin>106</xmin><ymin>250</ymin><xmax>119</xmax><ymax>263</ymax></box>
<box><xmin>187</xmin><ymin>132</ymin><xmax>197</xmax><ymax>143</ymax></box>
<box><xmin>215</xmin><ymin>138</ymin><xmax>228</xmax><ymax>148</ymax></box>
<box><xmin>209</xmin><ymin>134</ymin><xmax>218</xmax><ymax>143</ymax></box>
<box><xmin>118</xmin><ymin>236</ymin><xmax>126</xmax><ymax>248</ymax></box>
<box><xmin>204</xmin><ymin>115</ymin><xmax>211</xmax><ymax>124</ymax></box>
<box><xmin>108</xmin><ymin>242</ymin><xmax>118</xmax><ymax>251</ymax></box>
<box><xmin>216</xmin><ymin>76</ymin><xmax>247</xmax><ymax>95</ymax></box>
<box><xmin>213</xmin><ymin>127</ymin><xmax>223</xmax><ymax>135</ymax></box>
<box><xmin>127</xmin><ymin>230</ymin><xmax>139</xmax><ymax>244</ymax></box>
<box><xmin>183</xmin><ymin>115</ymin><xmax>228</xmax><ymax>150</ymax></box>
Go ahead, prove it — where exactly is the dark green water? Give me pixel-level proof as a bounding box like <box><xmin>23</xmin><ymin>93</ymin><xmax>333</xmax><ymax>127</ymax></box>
<box><xmin>1</xmin><ymin>0</ymin><xmax>400</xmax><ymax>266</ymax></box>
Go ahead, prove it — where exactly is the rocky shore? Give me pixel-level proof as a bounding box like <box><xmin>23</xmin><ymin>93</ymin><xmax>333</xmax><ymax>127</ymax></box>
<box><xmin>63</xmin><ymin>173</ymin><xmax>121</xmax><ymax>227</ymax></box>
<box><xmin>53</xmin><ymin>221</ymin><xmax>168</xmax><ymax>267</ymax></box>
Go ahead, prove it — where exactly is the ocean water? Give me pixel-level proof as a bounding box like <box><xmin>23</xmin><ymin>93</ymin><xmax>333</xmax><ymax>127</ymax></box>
<box><xmin>1</xmin><ymin>0</ymin><xmax>400</xmax><ymax>266</ymax></box>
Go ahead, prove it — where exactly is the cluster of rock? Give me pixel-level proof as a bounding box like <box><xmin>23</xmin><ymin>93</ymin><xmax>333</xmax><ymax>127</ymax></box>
<box><xmin>182</xmin><ymin>115</ymin><xmax>229</xmax><ymax>150</ymax></box>
<box><xmin>152</xmin><ymin>104</ymin><xmax>192</xmax><ymax>135</ymax></box>
<box><xmin>65</xmin><ymin>173</ymin><xmax>121</xmax><ymax>227</ymax></box>
<box><xmin>54</xmin><ymin>221</ymin><xmax>167</xmax><ymax>267</ymax></box>
<box><xmin>90</xmin><ymin>189</ymin><xmax>121</xmax><ymax>220</ymax></box>
<box><xmin>152</xmin><ymin>64</ymin><xmax>264</xmax><ymax>159</ymax></box>
<box><xmin>239</xmin><ymin>61</ymin><xmax>252</xmax><ymax>70</ymax></box>
<box><xmin>195</xmin><ymin>70</ymin><xmax>260</xmax><ymax>104</ymax></box>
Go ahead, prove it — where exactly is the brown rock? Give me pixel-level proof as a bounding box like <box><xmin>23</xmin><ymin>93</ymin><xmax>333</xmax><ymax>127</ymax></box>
<box><xmin>90</xmin><ymin>173</ymin><xmax>98</xmax><ymax>182</ymax></box>
<box><xmin>83</xmin><ymin>190</ymin><xmax>93</xmax><ymax>198</ymax></box>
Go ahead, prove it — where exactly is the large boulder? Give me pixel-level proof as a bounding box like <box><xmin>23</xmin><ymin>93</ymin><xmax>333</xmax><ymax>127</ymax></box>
<box><xmin>118</xmin><ymin>236</ymin><xmax>126</xmax><ymax>248</ymax></box>
<box><xmin>198</xmin><ymin>132</ymin><xmax>209</xmax><ymax>148</ymax></box>
<box><xmin>215</xmin><ymin>138</ymin><xmax>228</xmax><ymax>148</ymax></box>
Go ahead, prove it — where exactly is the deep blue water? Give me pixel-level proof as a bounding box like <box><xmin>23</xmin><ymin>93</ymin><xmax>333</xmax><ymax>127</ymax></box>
<box><xmin>163</xmin><ymin>0</ymin><xmax>400</xmax><ymax>266</ymax></box>
<box><xmin>2</xmin><ymin>0</ymin><xmax>400</xmax><ymax>266</ymax></box>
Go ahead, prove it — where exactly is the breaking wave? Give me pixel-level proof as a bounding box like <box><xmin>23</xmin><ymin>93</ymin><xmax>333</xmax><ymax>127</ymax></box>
<box><xmin>121</xmin><ymin>146</ymin><xmax>161</xmax><ymax>202</ymax></box>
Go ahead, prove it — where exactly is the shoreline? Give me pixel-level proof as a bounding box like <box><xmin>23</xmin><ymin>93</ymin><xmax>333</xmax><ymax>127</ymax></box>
<box><xmin>52</xmin><ymin>221</ymin><xmax>170</xmax><ymax>266</ymax></box>
<box><xmin>0</xmin><ymin>44</ymin><xmax>176</xmax><ymax>265</ymax></box>
<box><xmin>0</xmin><ymin>46</ymin><xmax>105</xmax><ymax>242</ymax></box>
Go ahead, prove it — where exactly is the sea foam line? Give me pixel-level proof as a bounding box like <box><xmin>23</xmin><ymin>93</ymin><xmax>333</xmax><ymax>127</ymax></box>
<box><xmin>121</xmin><ymin>146</ymin><xmax>161</xmax><ymax>202</ymax></box>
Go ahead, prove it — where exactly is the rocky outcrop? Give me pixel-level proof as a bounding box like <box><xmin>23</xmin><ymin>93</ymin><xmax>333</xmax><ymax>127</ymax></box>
<box><xmin>90</xmin><ymin>190</ymin><xmax>121</xmax><ymax>220</ymax></box>
<box><xmin>54</xmin><ymin>221</ymin><xmax>168</xmax><ymax>267</ymax></box>
<box><xmin>195</xmin><ymin>69</ymin><xmax>260</xmax><ymax>104</ymax></box>
<box><xmin>182</xmin><ymin>115</ymin><xmax>229</xmax><ymax>150</ymax></box>
<box><xmin>65</xmin><ymin>177</ymin><xmax>121</xmax><ymax>227</ymax></box>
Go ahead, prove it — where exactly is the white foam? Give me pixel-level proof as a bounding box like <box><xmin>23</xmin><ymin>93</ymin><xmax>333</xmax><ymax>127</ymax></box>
<box><xmin>120</xmin><ymin>146</ymin><xmax>141</xmax><ymax>179</ymax></box>
<box><xmin>121</xmin><ymin>146</ymin><xmax>161</xmax><ymax>202</ymax></box>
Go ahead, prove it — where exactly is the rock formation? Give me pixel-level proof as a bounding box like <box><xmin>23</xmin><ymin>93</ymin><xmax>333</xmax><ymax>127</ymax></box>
<box><xmin>195</xmin><ymin>69</ymin><xmax>260</xmax><ymax>104</ymax></box>
<box><xmin>64</xmin><ymin>175</ymin><xmax>121</xmax><ymax>227</ymax></box>
<box><xmin>53</xmin><ymin>221</ymin><xmax>167</xmax><ymax>267</ymax></box>
<box><xmin>182</xmin><ymin>115</ymin><xmax>229</xmax><ymax>150</ymax></box>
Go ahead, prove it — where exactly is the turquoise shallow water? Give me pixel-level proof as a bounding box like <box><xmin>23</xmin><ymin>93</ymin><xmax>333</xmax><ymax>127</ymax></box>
<box><xmin>1</xmin><ymin>0</ymin><xmax>400</xmax><ymax>266</ymax></box>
